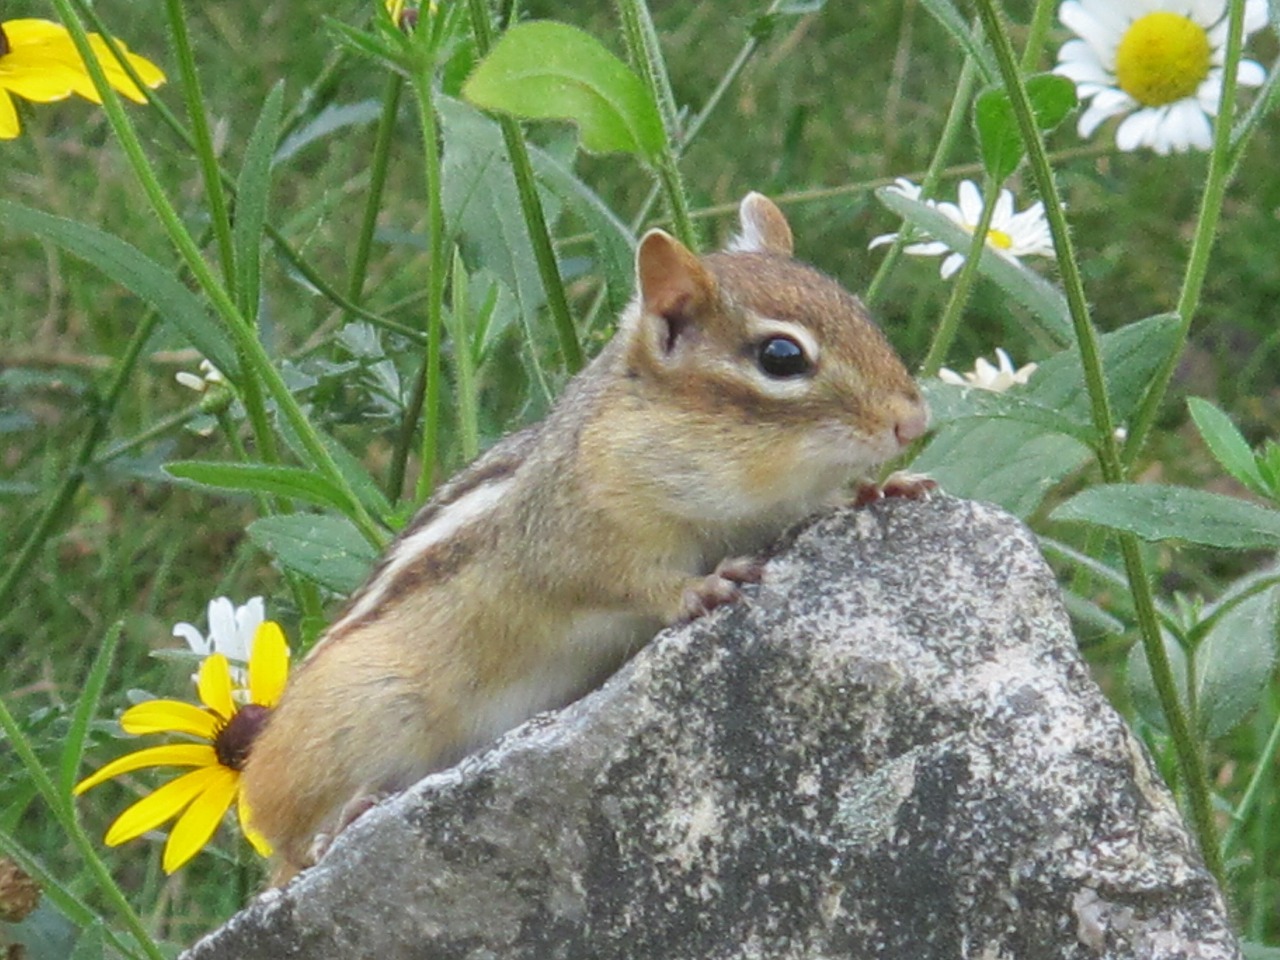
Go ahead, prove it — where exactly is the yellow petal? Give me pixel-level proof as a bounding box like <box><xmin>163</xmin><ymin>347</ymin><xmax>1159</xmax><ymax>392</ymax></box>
<box><xmin>0</xmin><ymin>59</ymin><xmax>90</xmax><ymax>103</ymax></box>
<box><xmin>248</xmin><ymin>622</ymin><xmax>290</xmax><ymax>708</ymax></box>
<box><xmin>197</xmin><ymin>654</ymin><xmax>235</xmax><ymax>721</ymax></box>
<box><xmin>74</xmin><ymin>742</ymin><xmax>216</xmax><ymax>795</ymax></box>
<box><xmin>162</xmin><ymin>767</ymin><xmax>238</xmax><ymax>872</ymax></box>
<box><xmin>84</xmin><ymin>33</ymin><xmax>165</xmax><ymax>102</ymax></box>
<box><xmin>120</xmin><ymin>699</ymin><xmax>218</xmax><ymax>739</ymax></box>
<box><xmin>0</xmin><ymin>89</ymin><xmax>20</xmax><ymax>138</ymax></box>
<box><xmin>103</xmin><ymin>765</ymin><xmax>227</xmax><ymax>846</ymax></box>
<box><xmin>0</xmin><ymin>21</ymin><xmax>164</xmax><ymax>106</ymax></box>
<box><xmin>236</xmin><ymin>789</ymin><xmax>274</xmax><ymax>858</ymax></box>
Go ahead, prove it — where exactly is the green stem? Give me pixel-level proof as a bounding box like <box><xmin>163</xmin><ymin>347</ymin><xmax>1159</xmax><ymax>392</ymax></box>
<box><xmin>866</xmin><ymin>54</ymin><xmax>981</xmax><ymax>308</ymax></box>
<box><xmin>972</xmin><ymin>0</ymin><xmax>1223</xmax><ymax>885</ymax></box>
<box><xmin>1221</xmin><ymin>699</ymin><xmax>1280</xmax><ymax>859</ymax></box>
<box><xmin>50</xmin><ymin>0</ymin><xmax>386</xmax><ymax>549</ymax></box>
<box><xmin>1018</xmin><ymin>0</ymin><xmax>1058</xmax><ymax>72</ymax></box>
<box><xmin>918</xmin><ymin>173</ymin><xmax>1002</xmax><ymax>376</ymax></box>
<box><xmin>346</xmin><ymin>74</ymin><xmax>405</xmax><ymax>315</ymax></box>
<box><xmin>466</xmin><ymin>0</ymin><xmax>584</xmax><ymax>372</ymax></box>
<box><xmin>414</xmin><ymin>70</ymin><xmax>449</xmax><ymax>502</ymax></box>
<box><xmin>615</xmin><ymin>0</ymin><xmax>697</xmax><ymax>248</ymax></box>
<box><xmin>1123</xmin><ymin>0</ymin><xmax>1247</xmax><ymax>466</ymax></box>
<box><xmin>0</xmin><ymin>693</ymin><xmax>166</xmax><ymax>960</ymax></box>
<box><xmin>161</xmin><ymin>0</ymin><xmax>235</xmax><ymax>288</ymax></box>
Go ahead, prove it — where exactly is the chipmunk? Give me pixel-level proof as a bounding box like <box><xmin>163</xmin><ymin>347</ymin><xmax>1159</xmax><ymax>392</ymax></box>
<box><xmin>239</xmin><ymin>193</ymin><xmax>930</xmax><ymax>883</ymax></box>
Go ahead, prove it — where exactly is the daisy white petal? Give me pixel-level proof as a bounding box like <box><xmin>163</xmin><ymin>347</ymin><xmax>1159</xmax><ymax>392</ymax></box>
<box><xmin>1054</xmin><ymin>0</ymin><xmax>1269</xmax><ymax>153</ymax></box>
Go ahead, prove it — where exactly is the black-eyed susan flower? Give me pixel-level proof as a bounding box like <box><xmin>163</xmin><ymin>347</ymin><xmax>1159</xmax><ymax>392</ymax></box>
<box><xmin>870</xmin><ymin>178</ymin><xmax>1056</xmax><ymax>280</ymax></box>
<box><xmin>1054</xmin><ymin>0</ymin><xmax>1269</xmax><ymax>154</ymax></box>
<box><xmin>75</xmin><ymin>621</ymin><xmax>290</xmax><ymax>873</ymax></box>
<box><xmin>0</xmin><ymin>18</ymin><xmax>165</xmax><ymax>140</ymax></box>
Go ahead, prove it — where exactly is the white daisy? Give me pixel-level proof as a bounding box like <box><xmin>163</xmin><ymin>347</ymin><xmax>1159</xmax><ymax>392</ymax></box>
<box><xmin>1054</xmin><ymin>0</ymin><xmax>1269</xmax><ymax>154</ymax></box>
<box><xmin>172</xmin><ymin>596</ymin><xmax>265</xmax><ymax>687</ymax></box>
<box><xmin>870</xmin><ymin>179</ymin><xmax>1055</xmax><ymax>280</ymax></box>
<box><xmin>939</xmin><ymin>348</ymin><xmax>1038</xmax><ymax>392</ymax></box>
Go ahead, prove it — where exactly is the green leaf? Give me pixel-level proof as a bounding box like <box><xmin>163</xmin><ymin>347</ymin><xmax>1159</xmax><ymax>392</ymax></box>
<box><xmin>0</xmin><ymin>200</ymin><xmax>238</xmax><ymax>377</ymax></box>
<box><xmin>1028</xmin><ymin>313</ymin><xmax>1181</xmax><ymax>426</ymax></box>
<box><xmin>1193</xmin><ymin>583</ymin><xmax>1278</xmax><ymax>737</ymax></box>
<box><xmin>918</xmin><ymin>0</ymin><xmax>998</xmax><ymax>82</ymax></box>
<box><xmin>974</xmin><ymin>74</ymin><xmax>1077</xmax><ymax>182</ymax></box>
<box><xmin>1188</xmin><ymin>397</ymin><xmax>1269</xmax><ymax>497</ymax></box>
<box><xmin>876</xmin><ymin>186</ymin><xmax>1071</xmax><ymax>344</ymax></box>
<box><xmin>1127</xmin><ymin>629</ymin><xmax>1188</xmax><ymax>735</ymax></box>
<box><xmin>921</xmin><ymin>380</ymin><xmax>1095</xmax><ymax>444</ymax></box>
<box><xmin>58</xmin><ymin>622</ymin><xmax>122</xmax><ymax>798</ymax></box>
<box><xmin>1052</xmin><ymin>484</ymin><xmax>1280</xmax><ymax>549</ymax></box>
<box><xmin>165</xmin><ymin>461</ymin><xmax>359</xmax><ymax>514</ymax></box>
<box><xmin>233</xmin><ymin>82</ymin><xmax>285</xmax><ymax>320</ymax></box>
<box><xmin>913</xmin><ymin>420</ymin><xmax>1090</xmax><ymax>517</ymax></box>
<box><xmin>913</xmin><ymin>316</ymin><xmax>1182</xmax><ymax>517</ymax></box>
<box><xmin>247</xmin><ymin>514</ymin><xmax>377</xmax><ymax>594</ymax></box>
<box><xmin>525</xmin><ymin>137</ymin><xmax>636</xmax><ymax>319</ymax></box>
<box><xmin>461</xmin><ymin>20</ymin><xmax>664</xmax><ymax>159</ymax></box>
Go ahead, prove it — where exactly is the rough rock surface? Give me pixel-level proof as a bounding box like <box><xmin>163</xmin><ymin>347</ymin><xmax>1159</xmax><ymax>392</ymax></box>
<box><xmin>185</xmin><ymin>495</ymin><xmax>1239</xmax><ymax>960</ymax></box>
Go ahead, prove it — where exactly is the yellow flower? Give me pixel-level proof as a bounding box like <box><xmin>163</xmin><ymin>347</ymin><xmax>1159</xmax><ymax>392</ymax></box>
<box><xmin>0</xmin><ymin>18</ymin><xmax>165</xmax><ymax>140</ymax></box>
<box><xmin>75</xmin><ymin>622</ymin><xmax>290</xmax><ymax>873</ymax></box>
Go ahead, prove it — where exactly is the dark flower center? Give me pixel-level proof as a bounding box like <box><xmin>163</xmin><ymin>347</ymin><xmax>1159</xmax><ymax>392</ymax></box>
<box><xmin>214</xmin><ymin>703</ymin><xmax>272</xmax><ymax>771</ymax></box>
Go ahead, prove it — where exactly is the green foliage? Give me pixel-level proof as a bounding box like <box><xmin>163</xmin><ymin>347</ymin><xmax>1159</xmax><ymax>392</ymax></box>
<box><xmin>3</xmin><ymin>0</ymin><xmax>1280</xmax><ymax>949</ymax></box>
<box><xmin>974</xmin><ymin>73</ymin><xmax>1077</xmax><ymax>183</ymax></box>
<box><xmin>462</xmin><ymin>21</ymin><xmax>665</xmax><ymax>159</ymax></box>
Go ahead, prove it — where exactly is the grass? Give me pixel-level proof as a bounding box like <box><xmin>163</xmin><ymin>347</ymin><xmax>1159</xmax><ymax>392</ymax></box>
<box><xmin>3</xmin><ymin>0</ymin><xmax>1280</xmax><ymax>949</ymax></box>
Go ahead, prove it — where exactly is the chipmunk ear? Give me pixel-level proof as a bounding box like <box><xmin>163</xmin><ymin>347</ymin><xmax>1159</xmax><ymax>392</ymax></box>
<box><xmin>727</xmin><ymin>192</ymin><xmax>793</xmax><ymax>256</ymax></box>
<box><xmin>635</xmin><ymin>229</ymin><xmax>716</xmax><ymax>357</ymax></box>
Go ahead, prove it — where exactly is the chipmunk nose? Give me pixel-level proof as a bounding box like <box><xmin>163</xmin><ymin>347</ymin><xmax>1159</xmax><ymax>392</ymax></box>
<box><xmin>894</xmin><ymin>406</ymin><xmax>930</xmax><ymax>446</ymax></box>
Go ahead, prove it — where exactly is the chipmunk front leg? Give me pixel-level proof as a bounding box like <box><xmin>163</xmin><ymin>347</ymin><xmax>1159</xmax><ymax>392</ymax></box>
<box><xmin>676</xmin><ymin>555</ymin><xmax>765</xmax><ymax>623</ymax></box>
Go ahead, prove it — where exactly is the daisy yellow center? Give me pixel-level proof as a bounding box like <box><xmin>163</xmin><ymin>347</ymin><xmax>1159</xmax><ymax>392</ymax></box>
<box><xmin>1114</xmin><ymin>12</ymin><xmax>1211</xmax><ymax>107</ymax></box>
<box><xmin>985</xmin><ymin>228</ymin><xmax>1014</xmax><ymax>250</ymax></box>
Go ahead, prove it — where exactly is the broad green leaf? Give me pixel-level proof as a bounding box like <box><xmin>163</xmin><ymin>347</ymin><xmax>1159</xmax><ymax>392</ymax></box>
<box><xmin>913</xmin><ymin>317</ymin><xmax>1181</xmax><ymax>517</ymax></box>
<box><xmin>165</xmin><ymin>461</ymin><xmax>358</xmax><ymax>514</ymax></box>
<box><xmin>1052</xmin><ymin>483</ymin><xmax>1280</xmax><ymax>549</ymax></box>
<box><xmin>462</xmin><ymin>20</ymin><xmax>664</xmax><ymax>159</ymax></box>
<box><xmin>1028</xmin><ymin>313</ymin><xmax>1180</xmax><ymax>426</ymax></box>
<box><xmin>913</xmin><ymin>419</ymin><xmax>1091</xmax><ymax>517</ymax></box>
<box><xmin>1193</xmin><ymin>583</ymin><xmax>1278</xmax><ymax>737</ymax></box>
<box><xmin>0</xmin><ymin>200</ymin><xmax>238</xmax><ymax>377</ymax></box>
<box><xmin>921</xmin><ymin>381</ymin><xmax>1094</xmax><ymax>445</ymax></box>
<box><xmin>234</xmin><ymin>82</ymin><xmax>285</xmax><ymax>320</ymax></box>
<box><xmin>876</xmin><ymin>187</ymin><xmax>1071</xmax><ymax>343</ymax></box>
<box><xmin>1188</xmin><ymin>397</ymin><xmax>1268</xmax><ymax>497</ymax></box>
<box><xmin>247</xmin><ymin>514</ymin><xmax>377</xmax><ymax>594</ymax></box>
<box><xmin>918</xmin><ymin>0</ymin><xmax>998</xmax><ymax>82</ymax></box>
<box><xmin>974</xmin><ymin>74</ymin><xmax>1077</xmax><ymax>182</ymax></box>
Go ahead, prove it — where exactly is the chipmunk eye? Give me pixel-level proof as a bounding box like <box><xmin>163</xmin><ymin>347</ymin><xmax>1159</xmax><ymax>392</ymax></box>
<box><xmin>757</xmin><ymin>335</ymin><xmax>811</xmax><ymax>378</ymax></box>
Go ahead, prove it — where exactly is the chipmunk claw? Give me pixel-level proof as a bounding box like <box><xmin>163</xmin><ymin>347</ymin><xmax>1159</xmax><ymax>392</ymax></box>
<box><xmin>677</xmin><ymin>556</ymin><xmax>764</xmax><ymax>623</ymax></box>
<box><xmin>854</xmin><ymin>471</ymin><xmax>937</xmax><ymax>508</ymax></box>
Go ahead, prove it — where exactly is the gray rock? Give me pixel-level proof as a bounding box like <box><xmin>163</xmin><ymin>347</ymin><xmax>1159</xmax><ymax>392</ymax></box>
<box><xmin>184</xmin><ymin>495</ymin><xmax>1239</xmax><ymax>960</ymax></box>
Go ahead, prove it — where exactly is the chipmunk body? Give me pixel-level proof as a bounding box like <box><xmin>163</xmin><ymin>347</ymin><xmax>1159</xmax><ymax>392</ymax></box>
<box><xmin>240</xmin><ymin>194</ymin><xmax>929</xmax><ymax>881</ymax></box>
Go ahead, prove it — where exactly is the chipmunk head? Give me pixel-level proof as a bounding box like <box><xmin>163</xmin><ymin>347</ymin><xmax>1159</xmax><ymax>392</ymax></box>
<box><xmin>617</xmin><ymin>192</ymin><xmax>928</xmax><ymax>521</ymax></box>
